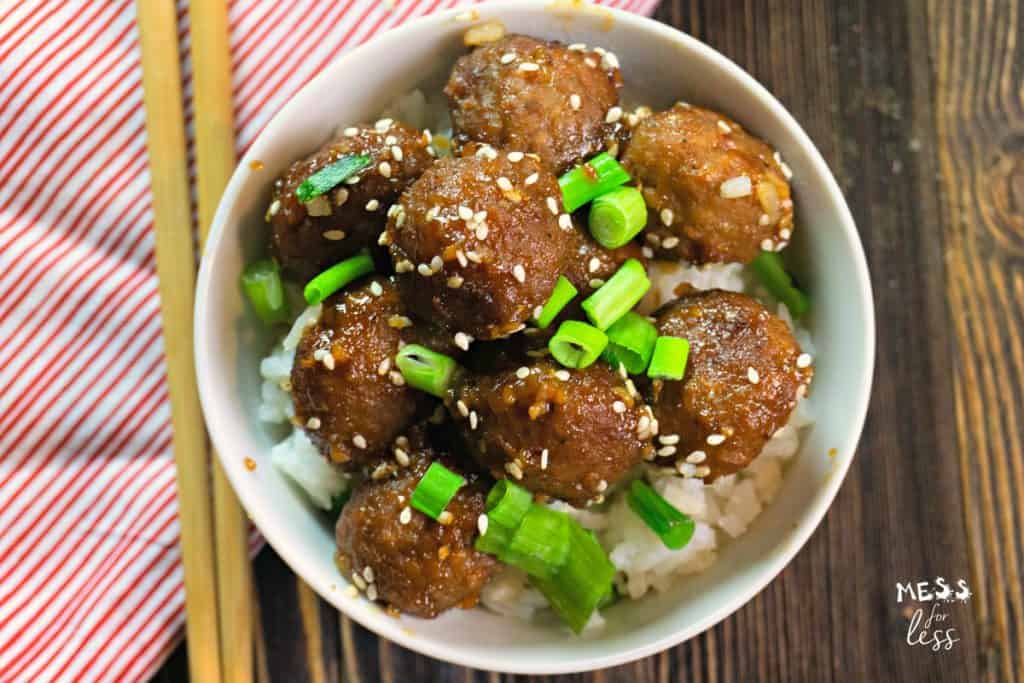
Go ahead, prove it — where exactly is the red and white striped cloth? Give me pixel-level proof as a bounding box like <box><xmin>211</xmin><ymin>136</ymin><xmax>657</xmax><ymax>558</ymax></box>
<box><xmin>0</xmin><ymin>0</ymin><xmax>659</xmax><ymax>679</ymax></box>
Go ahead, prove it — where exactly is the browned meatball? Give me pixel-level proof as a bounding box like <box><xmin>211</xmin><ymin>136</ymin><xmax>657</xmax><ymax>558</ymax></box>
<box><xmin>562</xmin><ymin>224</ymin><xmax>646</xmax><ymax>295</ymax></box>
<box><xmin>268</xmin><ymin>120</ymin><xmax>434</xmax><ymax>279</ymax></box>
<box><xmin>290</xmin><ymin>276</ymin><xmax>452</xmax><ymax>467</ymax></box>
<box><xmin>335</xmin><ymin>447</ymin><xmax>497</xmax><ymax>618</ymax></box>
<box><xmin>445</xmin><ymin>35</ymin><xmax>623</xmax><ymax>174</ymax></box>
<box><xmin>622</xmin><ymin>103</ymin><xmax>794</xmax><ymax>265</ymax></box>
<box><xmin>449</xmin><ymin>359</ymin><xmax>656</xmax><ymax>507</ymax></box>
<box><xmin>384</xmin><ymin>152</ymin><xmax>573</xmax><ymax>340</ymax></box>
<box><xmin>648</xmin><ymin>290</ymin><xmax>812</xmax><ymax>480</ymax></box>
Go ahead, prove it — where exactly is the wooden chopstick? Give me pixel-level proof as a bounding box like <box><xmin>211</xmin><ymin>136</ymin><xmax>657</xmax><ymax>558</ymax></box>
<box><xmin>135</xmin><ymin>1</ymin><xmax>223</xmax><ymax>681</ymax></box>
<box><xmin>187</xmin><ymin>1</ymin><xmax>255</xmax><ymax>681</ymax></box>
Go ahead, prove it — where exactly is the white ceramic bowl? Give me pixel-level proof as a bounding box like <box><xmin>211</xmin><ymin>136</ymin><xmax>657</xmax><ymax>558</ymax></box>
<box><xmin>195</xmin><ymin>1</ymin><xmax>874</xmax><ymax>674</ymax></box>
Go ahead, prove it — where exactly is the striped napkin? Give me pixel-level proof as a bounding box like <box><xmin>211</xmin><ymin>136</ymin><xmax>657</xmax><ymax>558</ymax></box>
<box><xmin>0</xmin><ymin>0</ymin><xmax>659</xmax><ymax>679</ymax></box>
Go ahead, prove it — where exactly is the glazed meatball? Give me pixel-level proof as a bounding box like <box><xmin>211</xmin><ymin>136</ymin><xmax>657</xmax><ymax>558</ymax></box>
<box><xmin>445</xmin><ymin>35</ymin><xmax>623</xmax><ymax>174</ymax></box>
<box><xmin>335</xmin><ymin>446</ymin><xmax>497</xmax><ymax>618</ymax></box>
<box><xmin>385</xmin><ymin>152</ymin><xmax>573</xmax><ymax>340</ymax></box>
<box><xmin>449</xmin><ymin>359</ymin><xmax>656</xmax><ymax>507</ymax></box>
<box><xmin>648</xmin><ymin>290</ymin><xmax>812</xmax><ymax>480</ymax></box>
<box><xmin>291</xmin><ymin>276</ymin><xmax>452</xmax><ymax>467</ymax></box>
<box><xmin>562</xmin><ymin>224</ymin><xmax>646</xmax><ymax>295</ymax></box>
<box><xmin>268</xmin><ymin>120</ymin><xmax>434</xmax><ymax>279</ymax></box>
<box><xmin>622</xmin><ymin>103</ymin><xmax>794</xmax><ymax>265</ymax></box>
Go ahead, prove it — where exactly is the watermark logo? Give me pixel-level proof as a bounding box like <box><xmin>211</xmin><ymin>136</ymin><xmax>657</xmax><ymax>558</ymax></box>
<box><xmin>896</xmin><ymin>578</ymin><xmax>970</xmax><ymax>652</ymax></box>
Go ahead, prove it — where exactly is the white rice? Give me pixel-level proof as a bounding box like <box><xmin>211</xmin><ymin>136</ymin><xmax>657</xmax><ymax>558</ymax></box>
<box><xmin>256</xmin><ymin>89</ymin><xmax>816</xmax><ymax>630</ymax></box>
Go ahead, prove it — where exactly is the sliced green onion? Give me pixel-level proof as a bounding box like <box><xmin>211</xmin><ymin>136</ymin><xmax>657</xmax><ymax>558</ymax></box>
<box><xmin>530</xmin><ymin>523</ymin><xmax>616</xmax><ymax>633</ymax></box>
<box><xmin>647</xmin><ymin>336</ymin><xmax>690</xmax><ymax>380</ymax></box>
<box><xmin>395</xmin><ymin>344</ymin><xmax>459</xmax><ymax>398</ymax></box>
<box><xmin>295</xmin><ymin>154</ymin><xmax>371</xmax><ymax>202</ymax></box>
<box><xmin>475</xmin><ymin>480</ymin><xmax>534</xmax><ymax>555</ymax></box>
<box><xmin>559</xmin><ymin>152</ymin><xmax>631</xmax><ymax>212</ymax></box>
<box><xmin>303</xmin><ymin>249</ymin><xmax>374</xmax><ymax>304</ymax></box>
<box><xmin>240</xmin><ymin>259</ymin><xmax>290</xmax><ymax>324</ymax></box>
<box><xmin>597</xmin><ymin>584</ymin><xmax>619</xmax><ymax>609</ymax></box>
<box><xmin>602</xmin><ymin>312</ymin><xmax>657</xmax><ymax>374</ymax></box>
<box><xmin>588</xmin><ymin>187</ymin><xmax>647</xmax><ymax>248</ymax></box>
<box><xmin>626</xmin><ymin>479</ymin><xmax>695</xmax><ymax>550</ymax></box>
<box><xmin>581</xmin><ymin>259</ymin><xmax>651</xmax><ymax>330</ymax></box>
<box><xmin>549</xmin><ymin>320</ymin><xmax>608</xmax><ymax>369</ymax></box>
<box><xmin>749</xmin><ymin>251</ymin><xmax>809</xmax><ymax>318</ymax></box>
<box><xmin>410</xmin><ymin>462</ymin><xmax>465</xmax><ymax>520</ymax></box>
<box><xmin>533</xmin><ymin>276</ymin><xmax>578</xmax><ymax>329</ymax></box>
<box><xmin>499</xmin><ymin>505</ymin><xmax>570</xmax><ymax>580</ymax></box>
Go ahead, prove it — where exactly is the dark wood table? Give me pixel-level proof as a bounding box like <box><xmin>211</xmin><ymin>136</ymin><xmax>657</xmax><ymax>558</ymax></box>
<box><xmin>158</xmin><ymin>1</ymin><xmax>1023</xmax><ymax>680</ymax></box>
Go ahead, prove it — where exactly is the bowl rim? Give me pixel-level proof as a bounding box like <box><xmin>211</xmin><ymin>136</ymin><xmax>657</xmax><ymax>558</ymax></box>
<box><xmin>195</xmin><ymin>1</ymin><xmax>875</xmax><ymax>673</ymax></box>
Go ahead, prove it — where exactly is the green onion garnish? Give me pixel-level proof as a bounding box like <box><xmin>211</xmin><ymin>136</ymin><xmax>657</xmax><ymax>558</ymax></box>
<box><xmin>580</xmin><ymin>258</ymin><xmax>651</xmax><ymax>330</ymax></box>
<box><xmin>500</xmin><ymin>505</ymin><xmax>571</xmax><ymax>580</ymax></box>
<box><xmin>533</xmin><ymin>276</ymin><xmax>578</xmax><ymax>329</ymax></box>
<box><xmin>475</xmin><ymin>480</ymin><xmax>534</xmax><ymax>555</ymax></box>
<box><xmin>240</xmin><ymin>259</ymin><xmax>290</xmax><ymax>324</ymax></box>
<box><xmin>588</xmin><ymin>186</ymin><xmax>647</xmax><ymax>249</ymax></box>
<box><xmin>303</xmin><ymin>249</ymin><xmax>375</xmax><ymax>304</ymax></box>
<box><xmin>749</xmin><ymin>251</ymin><xmax>809</xmax><ymax>318</ymax></box>
<box><xmin>395</xmin><ymin>344</ymin><xmax>459</xmax><ymax>398</ymax></box>
<box><xmin>530</xmin><ymin>523</ymin><xmax>616</xmax><ymax>633</ymax></box>
<box><xmin>295</xmin><ymin>154</ymin><xmax>371</xmax><ymax>203</ymax></box>
<box><xmin>647</xmin><ymin>336</ymin><xmax>690</xmax><ymax>380</ymax></box>
<box><xmin>549</xmin><ymin>320</ymin><xmax>608</xmax><ymax>369</ymax></box>
<box><xmin>558</xmin><ymin>152</ymin><xmax>631</xmax><ymax>213</ymax></box>
<box><xmin>626</xmin><ymin>479</ymin><xmax>695</xmax><ymax>550</ymax></box>
<box><xmin>602</xmin><ymin>312</ymin><xmax>657</xmax><ymax>375</ymax></box>
<box><xmin>410</xmin><ymin>462</ymin><xmax>466</xmax><ymax>521</ymax></box>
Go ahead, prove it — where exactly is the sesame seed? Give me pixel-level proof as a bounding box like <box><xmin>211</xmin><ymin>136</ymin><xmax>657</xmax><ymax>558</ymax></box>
<box><xmin>417</xmin><ymin>263</ymin><xmax>433</xmax><ymax>276</ymax></box>
<box><xmin>388</xmin><ymin>315</ymin><xmax>412</xmax><ymax>328</ymax></box>
<box><xmin>507</xmin><ymin>151</ymin><xmax>524</xmax><ymax>162</ymax></box>
<box><xmin>686</xmin><ymin>450</ymin><xmax>707</xmax><ymax>464</ymax></box>
<box><xmin>344</xmin><ymin>127</ymin><xmax>358</xmax><ymax>137</ymax></box>
<box><xmin>466</xmin><ymin>250</ymin><xmax>482</xmax><ymax>263</ymax></box>
<box><xmin>761</xmin><ymin>238</ymin><xmax>775</xmax><ymax>251</ymax></box>
<box><xmin>469</xmin><ymin>411</ymin><xmax>478</xmax><ymax>430</ymax></box>
<box><xmin>513</xmin><ymin>366</ymin><xmax>530</xmax><ymax>380</ymax></box>
<box><xmin>625</xmin><ymin>379</ymin><xmax>638</xmax><ymax>397</ymax></box>
<box><xmin>637</xmin><ymin>415</ymin><xmax>651</xmax><ymax>433</ymax></box>
<box><xmin>385</xmin><ymin>135</ymin><xmax>398</xmax><ymax>145</ymax></box>
<box><xmin>797</xmin><ymin>353</ymin><xmax>813</xmax><ymax>368</ymax></box>
<box><xmin>720</xmin><ymin>175</ymin><xmax>753</xmax><ymax>198</ymax></box>
<box><xmin>780</xmin><ymin>228</ymin><xmax>792</xmax><ymax>240</ymax></box>
<box><xmin>554</xmin><ymin>370</ymin><xmax>570</xmax><ymax>381</ymax></box>
<box><xmin>352</xmin><ymin>434</ymin><xmax>367</xmax><ymax>449</ymax></box>
<box><xmin>456</xmin><ymin>400</ymin><xmax>470</xmax><ymax>417</ymax></box>
<box><xmin>748</xmin><ymin>367</ymin><xmax>760</xmax><ymax>384</ymax></box>
<box><xmin>706</xmin><ymin>433</ymin><xmax>726</xmax><ymax>446</ymax></box>
<box><xmin>377</xmin><ymin>358</ymin><xmax>390</xmax><ymax>375</ymax></box>
<box><xmin>365</xmin><ymin>199</ymin><xmax>379</xmax><ymax>211</ymax></box>
<box><xmin>659</xmin><ymin>434</ymin><xmax>680</xmax><ymax>446</ymax></box>
<box><xmin>323</xmin><ymin>230</ymin><xmax>346</xmax><ymax>241</ymax></box>
<box><xmin>660</xmin><ymin>208</ymin><xmax>674</xmax><ymax>226</ymax></box>
<box><xmin>513</xmin><ymin>264</ymin><xmax>526</xmax><ymax>283</ymax></box>
<box><xmin>505</xmin><ymin>461</ymin><xmax>524</xmax><ymax>479</ymax></box>
<box><xmin>501</xmin><ymin>52</ymin><xmax>516</xmax><ymax>64</ymax></box>
<box><xmin>662</xmin><ymin>236</ymin><xmax>680</xmax><ymax>249</ymax></box>
<box><xmin>589</xmin><ymin>278</ymin><xmax>605</xmax><ymax>289</ymax></box>
<box><xmin>378</xmin><ymin>161</ymin><xmax>392</xmax><ymax>178</ymax></box>
<box><xmin>430</xmin><ymin>255</ymin><xmax>443</xmax><ymax>271</ymax></box>
<box><xmin>602</xmin><ymin>51</ymin><xmax>620</xmax><ymax>69</ymax></box>
<box><xmin>594</xmin><ymin>47</ymin><xmax>607</xmax><ymax>56</ymax></box>
<box><xmin>475</xmin><ymin>210</ymin><xmax>488</xmax><ymax>223</ymax></box>
<box><xmin>353</xmin><ymin>573</ymin><xmax>367</xmax><ymax>590</ymax></box>
<box><xmin>322</xmin><ymin>354</ymin><xmax>335</xmax><ymax>370</ymax></box>
<box><xmin>585</xmin><ymin>57</ymin><xmax>597</xmax><ymax>68</ymax></box>
<box><xmin>344</xmin><ymin>175</ymin><xmax>361</xmax><ymax>185</ymax></box>
<box><xmin>497</xmin><ymin>176</ymin><xmax>513</xmax><ymax>191</ymax></box>
<box><xmin>375</xmin><ymin>118</ymin><xmax>393</xmax><ymax>133</ymax></box>
<box><xmin>389</xmin><ymin>370</ymin><xmax>405</xmax><ymax>386</ymax></box>
<box><xmin>642</xmin><ymin>246</ymin><xmax>654</xmax><ymax>258</ymax></box>
<box><xmin>596</xmin><ymin>479</ymin><xmax>608</xmax><ymax>492</ymax></box>
<box><xmin>540</xmin><ymin>449</ymin><xmax>549</xmax><ymax>470</ymax></box>
<box><xmin>588</xmin><ymin>257</ymin><xmax>601</xmax><ymax>273</ymax></box>
<box><xmin>558</xmin><ymin>214</ymin><xmax>573</xmax><ymax>231</ymax></box>
<box><xmin>399</xmin><ymin>506</ymin><xmax>412</xmax><ymax>524</ymax></box>
<box><xmin>458</xmin><ymin>205</ymin><xmax>474</xmax><ymax>220</ymax></box>
<box><xmin>266</xmin><ymin>200</ymin><xmax>281</xmax><ymax>220</ymax></box>
<box><xmin>306</xmin><ymin>417</ymin><xmax>321</xmax><ymax>430</ymax></box>
<box><xmin>676</xmin><ymin>461</ymin><xmax>696</xmax><ymax>477</ymax></box>
<box><xmin>781</xmin><ymin>198</ymin><xmax>793</xmax><ymax>209</ymax></box>
<box><xmin>694</xmin><ymin>465</ymin><xmax>712</xmax><ymax>478</ymax></box>
<box><xmin>570</xmin><ymin>94</ymin><xmax>581</xmax><ymax>110</ymax></box>
<box><xmin>438</xmin><ymin>510</ymin><xmax>454</xmax><ymax>525</ymax></box>
<box><xmin>447</xmin><ymin>275</ymin><xmax>464</xmax><ymax>288</ymax></box>
<box><xmin>476</xmin><ymin>223</ymin><xmax>489</xmax><ymax>240</ymax></box>
<box><xmin>612</xmin><ymin>400</ymin><xmax>626</xmax><ymax>414</ymax></box>
<box><xmin>605</xmin><ymin>106</ymin><xmax>623</xmax><ymax>124</ymax></box>
<box><xmin>568</xmin><ymin>42</ymin><xmax>586</xmax><ymax>51</ymax></box>
<box><xmin>395</xmin><ymin>259</ymin><xmax>413</xmax><ymax>273</ymax></box>
<box><xmin>394</xmin><ymin>447</ymin><xmax>410</xmax><ymax>466</ymax></box>
<box><xmin>546</xmin><ymin>197</ymin><xmax>559</xmax><ymax>215</ymax></box>
<box><xmin>455</xmin><ymin>250</ymin><xmax>468</xmax><ymax>267</ymax></box>
<box><xmin>717</xmin><ymin>120</ymin><xmax>732</xmax><ymax>134</ymax></box>
<box><xmin>370</xmin><ymin>281</ymin><xmax>384</xmax><ymax>297</ymax></box>
<box><xmin>454</xmin><ymin>332</ymin><xmax>473</xmax><ymax>351</ymax></box>
<box><xmin>759</xmin><ymin>213</ymin><xmax>772</xmax><ymax>226</ymax></box>
<box><xmin>658</xmin><ymin>445</ymin><xmax>677</xmax><ymax>457</ymax></box>
<box><xmin>478</xmin><ymin>514</ymin><xmax>489</xmax><ymax>535</ymax></box>
<box><xmin>518</xmin><ymin>62</ymin><xmax>540</xmax><ymax>72</ymax></box>
<box><xmin>366</xmin><ymin>584</ymin><xmax>378</xmax><ymax>601</ymax></box>
<box><xmin>524</xmin><ymin>172</ymin><xmax>539</xmax><ymax>186</ymax></box>
<box><xmin>362</xmin><ymin>566</ymin><xmax>375</xmax><ymax>583</ymax></box>
<box><xmin>391</xmin><ymin>145</ymin><xmax>403</xmax><ymax>161</ymax></box>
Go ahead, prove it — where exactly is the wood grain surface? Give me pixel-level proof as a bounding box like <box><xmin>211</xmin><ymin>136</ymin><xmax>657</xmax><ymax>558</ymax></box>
<box><xmin>156</xmin><ymin>1</ymin><xmax>1023</xmax><ymax>680</ymax></box>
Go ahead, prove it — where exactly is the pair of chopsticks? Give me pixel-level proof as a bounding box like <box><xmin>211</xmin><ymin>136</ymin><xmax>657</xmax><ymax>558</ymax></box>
<box><xmin>137</xmin><ymin>1</ymin><xmax>253</xmax><ymax>681</ymax></box>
